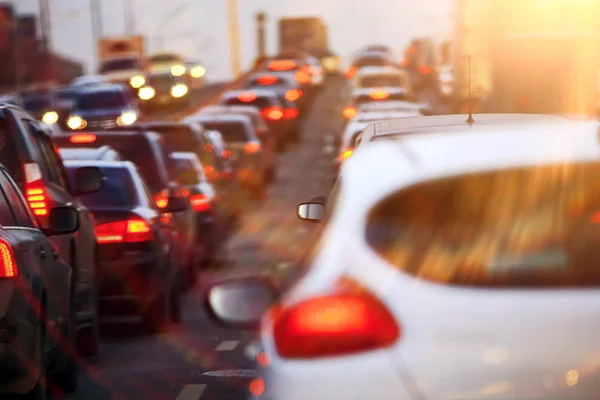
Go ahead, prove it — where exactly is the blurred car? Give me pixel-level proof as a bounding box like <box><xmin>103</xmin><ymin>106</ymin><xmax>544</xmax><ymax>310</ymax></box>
<box><xmin>187</xmin><ymin>113</ymin><xmax>272</xmax><ymax>198</ymax></box>
<box><xmin>21</xmin><ymin>91</ymin><xmax>60</xmax><ymax>125</ymax></box>
<box><xmin>64</xmin><ymin>160</ymin><xmax>185</xmax><ymax>331</ymax></box>
<box><xmin>39</xmin><ymin>121</ymin><xmax>63</xmax><ymax>137</ymax></box>
<box><xmin>219</xmin><ymin>89</ymin><xmax>295</xmax><ymax>151</ymax></box>
<box><xmin>71</xmin><ymin>75</ymin><xmax>109</xmax><ymax>88</ymax></box>
<box><xmin>59</xmin><ymin>145</ymin><xmax>123</xmax><ymax>162</ymax></box>
<box><xmin>147</xmin><ymin>52</ymin><xmax>185</xmax><ymax>74</ymax></box>
<box><xmin>0</xmin><ymin>103</ymin><xmax>106</xmax><ymax>356</ymax></box>
<box><xmin>205</xmin><ymin>114</ymin><xmax>600</xmax><ymax>400</ymax></box>
<box><xmin>67</xmin><ymin>84</ymin><xmax>138</xmax><ymax>131</ymax></box>
<box><xmin>344</xmin><ymin>51</ymin><xmax>398</xmax><ymax>79</ymax></box>
<box><xmin>402</xmin><ymin>38</ymin><xmax>439</xmax><ymax>92</ymax></box>
<box><xmin>98</xmin><ymin>57</ymin><xmax>147</xmax><ymax>91</ymax></box>
<box><xmin>0</xmin><ymin>163</ymin><xmax>81</xmax><ymax>398</ymax></box>
<box><xmin>138</xmin><ymin>69</ymin><xmax>190</xmax><ymax>109</ymax></box>
<box><xmin>53</xmin><ymin>131</ymin><xmax>199</xmax><ymax>288</ymax></box>
<box><xmin>185</xmin><ymin>60</ymin><xmax>207</xmax><ymax>90</ymax></box>
<box><xmin>170</xmin><ymin>151</ymin><xmax>231</xmax><ymax>266</ymax></box>
<box><xmin>54</xmin><ymin>85</ymin><xmax>77</xmax><ymax>112</ymax></box>
<box><xmin>245</xmin><ymin>72</ymin><xmax>308</xmax><ymax>116</ymax></box>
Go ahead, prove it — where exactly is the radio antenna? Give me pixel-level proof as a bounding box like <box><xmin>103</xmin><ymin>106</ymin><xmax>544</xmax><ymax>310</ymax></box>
<box><xmin>466</xmin><ymin>55</ymin><xmax>475</xmax><ymax>124</ymax></box>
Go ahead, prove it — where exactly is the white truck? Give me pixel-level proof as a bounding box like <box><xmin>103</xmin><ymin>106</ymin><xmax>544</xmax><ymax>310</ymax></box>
<box><xmin>452</xmin><ymin>0</ymin><xmax>600</xmax><ymax>116</ymax></box>
<box><xmin>97</xmin><ymin>35</ymin><xmax>147</xmax><ymax>90</ymax></box>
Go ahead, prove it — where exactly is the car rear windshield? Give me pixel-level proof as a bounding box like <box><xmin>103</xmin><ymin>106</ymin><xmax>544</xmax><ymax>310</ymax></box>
<box><xmin>365</xmin><ymin>163</ymin><xmax>600</xmax><ymax>288</ymax></box>
<box><xmin>359</xmin><ymin>75</ymin><xmax>405</xmax><ymax>88</ymax></box>
<box><xmin>200</xmin><ymin>121</ymin><xmax>249</xmax><ymax>143</ymax></box>
<box><xmin>355</xmin><ymin>57</ymin><xmax>389</xmax><ymax>68</ymax></box>
<box><xmin>172</xmin><ymin>158</ymin><xmax>201</xmax><ymax>185</ymax></box>
<box><xmin>222</xmin><ymin>96</ymin><xmax>273</xmax><ymax>109</ymax></box>
<box><xmin>99</xmin><ymin>58</ymin><xmax>139</xmax><ymax>73</ymax></box>
<box><xmin>23</xmin><ymin>95</ymin><xmax>53</xmax><ymax>111</ymax></box>
<box><xmin>145</xmin><ymin>125</ymin><xmax>198</xmax><ymax>152</ymax></box>
<box><xmin>76</xmin><ymin>91</ymin><xmax>126</xmax><ymax>110</ymax></box>
<box><xmin>67</xmin><ymin>166</ymin><xmax>137</xmax><ymax>207</ymax></box>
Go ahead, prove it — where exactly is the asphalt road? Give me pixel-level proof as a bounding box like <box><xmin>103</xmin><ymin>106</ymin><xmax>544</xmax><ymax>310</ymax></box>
<box><xmin>62</xmin><ymin>76</ymin><xmax>346</xmax><ymax>400</ymax></box>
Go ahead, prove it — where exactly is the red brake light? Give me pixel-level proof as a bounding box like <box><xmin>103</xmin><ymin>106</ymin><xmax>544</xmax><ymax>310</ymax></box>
<box><xmin>189</xmin><ymin>194</ymin><xmax>211</xmax><ymax>212</ymax></box>
<box><xmin>418</xmin><ymin>65</ymin><xmax>432</xmax><ymax>75</ymax></box>
<box><xmin>244</xmin><ymin>142</ymin><xmax>261</xmax><ymax>153</ymax></box>
<box><xmin>268</xmin><ymin>60</ymin><xmax>296</xmax><ymax>71</ymax></box>
<box><xmin>95</xmin><ymin>218</ymin><xmax>152</xmax><ymax>244</ymax></box>
<box><xmin>294</xmin><ymin>71</ymin><xmax>310</xmax><ymax>84</ymax></box>
<box><xmin>69</xmin><ymin>133</ymin><xmax>96</xmax><ymax>143</ymax></box>
<box><xmin>370</xmin><ymin>91</ymin><xmax>390</xmax><ymax>100</ymax></box>
<box><xmin>221</xmin><ymin>149</ymin><xmax>232</xmax><ymax>159</ymax></box>
<box><xmin>400</xmin><ymin>59</ymin><xmax>410</xmax><ymax>67</ymax></box>
<box><xmin>283</xmin><ymin>108</ymin><xmax>298</xmax><ymax>119</ymax></box>
<box><xmin>261</xmin><ymin>107</ymin><xmax>283</xmax><ymax>121</ymax></box>
<box><xmin>342</xmin><ymin>106</ymin><xmax>357</xmax><ymax>119</ymax></box>
<box><xmin>344</xmin><ymin>66</ymin><xmax>357</xmax><ymax>79</ymax></box>
<box><xmin>0</xmin><ymin>239</ymin><xmax>17</xmax><ymax>278</ymax></box>
<box><xmin>204</xmin><ymin>165</ymin><xmax>217</xmax><ymax>181</ymax></box>
<box><xmin>23</xmin><ymin>163</ymin><xmax>49</xmax><ymax>217</ymax></box>
<box><xmin>285</xmin><ymin>89</ymin><xmax>302</xmax><ymax>102</ymax></box>
<box><xmin>272</xmin><ymin>279</ymin><xmax>399</xmax><ymax>358</ymax></box>
<box><xmin>257</xmin><ymin>75</ymin><xmax>278</xmax><ymax>85</ymax></box>
<box><xmin>154</xmin><ymin>189</ymin><xmax>169</xmax><ymax>209</ymax></box>
<box><xmin>238</xmin><ymin>92</ymin><xmax>257</xmax><ymax>102</ymax></box>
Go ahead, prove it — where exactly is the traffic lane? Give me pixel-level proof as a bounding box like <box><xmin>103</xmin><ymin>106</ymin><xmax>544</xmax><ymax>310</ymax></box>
<box><xmin>64</xmin><ymin>77</ymin><xmax>345</xmax><ymax>400</ymax></box>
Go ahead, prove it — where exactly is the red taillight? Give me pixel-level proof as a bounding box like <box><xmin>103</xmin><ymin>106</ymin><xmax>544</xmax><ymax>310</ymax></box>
<box><xmin>23</xmin><ymin>163</ymin><xmax>49</xmax><ymax>217</ymax></box>
<box><xmin>400</xmin><ymin>59</ymin><xmax>410</xmax><ymax>67</ymax></box>
<box><xmin>344</xmin><ymin>66</ymin><xmax>357</xmax><ymax>79</ymax></box>
<box><xmin>221</xmin><ymin>149</ymin><xmax>232</xmax><ymax>159</ymax></box>
<box><xmin>418</xmin><ymin>65</ymin><xmax>432</xmax><ymax>75</ymax></box>
<box><xmin>189</xmin><ymin>194</ymin><xmax>211</xmax><ymax>212</ymax></box>
<box><xmin>69</xmin><ymin>133</ymin><xmax>97</xmax><ymax>143</ymax></box>
<box><xmin>272</xmin><ymin>280</ymin><xmax>399</xmax><ymax>358</ymax></box>
<box><xmin>294</xmin><ymin>71</ymin><xmax>310</xmax><ymax>84</ymax></box>
<box><xmin>342</xmin><ymin>106</ymin><xmax>357</xmax><ymax>119</ymax></box>
<box><xmin>95</xmin><ymin>218</ymin><xmax>152</xmax><ymax>244</ymax></box>
<box><xmin>283</xmin><ymin>108</ymin><xmax>298</xmax><ymax>119</ymax></box>
<box><xmin>154</xmin><ymin>189</ymin><xmax>169</xmax><ymax>209</ymax></box>
<box><xmin>406</xmin><ymin>45</ymin><xmax>416</xmax><ymax>55</ymax></box>
<box><xmin>244</xmin><ymin>142</ymin><xmax>261</xmax><ymax>153</ymax></box>
<box><xmin>0</xmin><ymin>239</ymin><xmax>17</xmax><ymax>278</ymax></box>
<box><xmin>338</xmin><ymin>147</ymin><xmax>353</xmax><ymax>162</ymax></box>
<box><xmin>268</xmin><ymin>60</ymin><xmax>296</xmax><ymax>71</ymax></box>
<box><xmin>285</xmin><ymin>89</ymin><xmax>302</xmax><ymax>102</ymax></box>
<box><xmin>204</xmin><ymin>165</ymin><xmax>217</xmax><ymax>181</ymax></box>
<box><xmin>257</xmin><ymin>75</ymin><xmax>278</xmax><ymax>85</ymax></box>
<box><xmin>261</xmin><ymin>107</ymin><xmax>283</xmax><ymax>121</ymax></box>
<box><xmin>238</xmin><ymin>91</ymin><xmax>257</xmax><ymax>102</ymax></box>
<box><xmin>370</xmin><ymin>91</ymin><xmax>390</xmax><ymax>100</ymax></box>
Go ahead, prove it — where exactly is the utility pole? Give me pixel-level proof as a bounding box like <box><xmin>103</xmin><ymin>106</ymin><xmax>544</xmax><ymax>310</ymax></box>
<box><xmin>124</xmin><ymin>0</ymin><xmax>135</xmax><ymax>35</ymax></box>
<box><xmin>227</xmin><ymin>0</ymin><xmax>241</xmax><ymax>77</ymax></box>
<box><xmin>256</xmin><ymin>12</ymin><xmax>266</xmax><ymax>59</ymax></box>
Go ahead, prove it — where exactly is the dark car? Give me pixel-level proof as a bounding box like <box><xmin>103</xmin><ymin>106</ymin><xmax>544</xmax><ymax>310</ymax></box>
<box><xmin>53</xmin><ymin>131</ymin><xmax>198</xmax><ymax>288</ymax></box>
<box><xmin>219</xmin><ymin>88</ymin><xmax>294</xmax><ymax>151</ymax></box>
<box><xmin>0</xmin><ymin>103</ymin><xmax>105</xmax><ymax>356</ymax></box>
<box><xmin>59</xmin><ymin>145</ymin><xmax>123</xmax><ymax>162</ymax></box>
<box><xmin>138</xmin><ymin>69</ymin><xmax>190</xmax><ymax>110</ymax></box>
<box><xmin>245</xmin><ymin>72</ymin><xmax>308</xmax><ymax>115</ymax></box>
<box><xmin>21</xmin><ymin>91</ymin><xmax>60</xmax><ymax>125</ymax></box>
<box><xmin>0</xmin><ymin>163</ymin><xmax>81</xmax><ymax>398</ymax></box>
<box><xmin>64</xmin><ymin>160</ymin><xmax>185</xmax><ymax>331</ymax></box>
<box><xmin>188</xmin><ymin>114</ymin><xmax>271</xmax><ymax>199</ymax></box>
<box><xmin>170</xmin><ymin>151</ymin><xmax>232</xmax><ymax>265</ymax></box>
<box><xmin>67</xmin><ymin>84</ymin><xmax>139</xmax><ymax>131</ymax></box>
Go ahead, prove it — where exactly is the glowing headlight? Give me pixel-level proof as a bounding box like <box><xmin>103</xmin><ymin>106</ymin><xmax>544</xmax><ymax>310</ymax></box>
<box><xmin>42</xmin><ymin>111</ymin><xmax>59</xmax><ymax>125</ymax></box>
<box><xmin>117</xmin><ymin>111</ymin><xmax>137</xmax><ymax>126</ymax></box>
<box><xmin>138</xmin><ymin>86</ymin><xmax>156</xmax><ymax>100</ymax></box>
<box><xmin>130</xmin><ymin>75</ymin><xmax>145</xmax><ymax>88</ymax></box>
<box><xmin>190</xmin><ymin>66</ymin><xmax>206</xmax><ymax>79</ymax></box>
<box><xmin>67</xmin><ymin>115</ymin><xmax>86</xmax><ymax>130</ymax></box>
<box><xmin>171</xmin><ymin>84</ymin><xmax>188</xmax><ymax>98</ymax></box>
<box><xmin>171</xmin><ymin>64</ymin><xmax>186</xmax><ymax>77</ymax></box>
<box><xmin>322</xmin><ymin>57</ymin><xmax>340</xmax><ymax>72</ymax></box>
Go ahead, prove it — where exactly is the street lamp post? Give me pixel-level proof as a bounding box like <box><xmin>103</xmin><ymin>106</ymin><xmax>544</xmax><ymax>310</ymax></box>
<box><xmin>227</xmin><ymin>0</ymin><xmax>241</xmax><ymax>77</ymax></box>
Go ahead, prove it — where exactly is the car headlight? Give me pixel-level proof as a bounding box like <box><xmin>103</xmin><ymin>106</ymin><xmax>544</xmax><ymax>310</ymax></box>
<box><xmin>138</xmin><ymin>86</ymin><xmax>156</xmax><ymax>100</ymax></box>
<box><xmin>117</xmin><ymin>111</ymin><xmax>137</xmax><ymax>126</ymax></box>
<box><xmin>130</xmin><ymin>75</ymin><xmax>145</xmax><ymax>88</ymax></box>
<box><xmin>42</xmin><ymin>111</ymin><xmax>59</xmax><ymax>125</ymax></box>
<box><xmin>171</xmin><ymin>84</ymin><xmax>188</xmax><ymax>98</ymax></box>
<box><xmin>171</xmin><ymin>64</ymin><xmax>186</xmax><ymax>77</ymax></box>
<box><xmin>67</xmin><ymin>115</ymin><xmax>86</xmax><ymax>130</ymax></box>
<box><xmin>190</xmin><ymin>66</ymin><xmax>206</xmax><ymax>79</ymax></box>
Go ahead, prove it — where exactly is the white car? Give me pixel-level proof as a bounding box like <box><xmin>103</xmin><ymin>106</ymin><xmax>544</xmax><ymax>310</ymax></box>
<box><xmin>205</xmin><ymin>114</ymin><xmax>600</xmax><ymax>400</ymax></box>
<box><xmin>71</xmin><ymin>75</ymin><xmax>109</xmax><ymax>88</ymax></box>
<box><xmin>351</xmin><ymin>66</ymin><xmax>412</xmax><ymax>98</ymax></box>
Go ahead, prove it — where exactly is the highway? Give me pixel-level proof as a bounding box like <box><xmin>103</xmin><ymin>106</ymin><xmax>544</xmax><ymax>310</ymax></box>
<box><xmin>64</xmin><ymin>75</ymin><xmax>346</xmax><ymax>400</ymax></box>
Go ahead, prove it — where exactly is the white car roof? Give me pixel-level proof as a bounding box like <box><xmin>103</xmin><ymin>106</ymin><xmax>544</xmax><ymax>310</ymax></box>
<box><xmin>354</xmin><ymin>111</ymin><xmax>421</xmax><ymax>123</ymax></box>
<box><xmin>355</xmin><ymin>66</ymin><xmax>404</xmax><ymax>78</ymax></box>
<box><xmin>357</xmin><ymin>101</ymin><xmax>423</xmax><ymax>113</ymax></box>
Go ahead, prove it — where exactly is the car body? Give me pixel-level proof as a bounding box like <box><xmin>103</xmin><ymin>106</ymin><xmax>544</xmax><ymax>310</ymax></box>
<box><xmin>345</xmin><ymin>51</ymin><xmax>398</xmax><ymax>79</ymax></box>
<box><xmin>59</xmin><ymin>145</ymin><xmax>123</xmax><ymax>162</ymax></box>
<box><xmin>53</xmin><ymin>130</ymin><xmax>198</xmax><ymax>288</ymax></box>
<box><xmin>251</xmin><ymin>115</ymin><xmax>600</xmax><ymax>400</ymax></box>
<box><xmin>262</xmin><ymin>54</ymin><xmax>315</xmax><ymax>93</ymax></box>
<box><xmin>402</xmin><ymin>38</ymin><xmax>439</xmax><ymax>91</ymax></box>
<box><xmin>0</xmin><ymin>164</ymin><xmax>80</xmax><ymax>398</ymax></box>
<box><xmin>356</xmin><ymin>100</ymin><xmax>425</xmax><ymax>114</ymax></box>
<box><xmin>97</xmin><ymin>56</ymin><xmax>147</xmax><ymax>92</ymax></box>
<box><xmin>186</xmin><ymin>113</ymin><xmax>271</xmax><ymax>198</ymax></box>
<box><xmin>67</xmin><ymin>84</ymin><xmax>139</xmax><ymax>131</ymax></box>
<box><xmin>0</xmin><ymin>103</ymin><xmax>105</xmax><ymax>355</ymax></box>
<box><xmin>65</xmin><ymin>160</ymin><xmax>183</xmax><ymax>330</ymax></box>
<box><xmin>185</xmin><ymin>60</ymin><xmax>207</xmax><ymax>90</ymax></box>
<box><xmin>138</xmin><ymin>69</ymin><xmax>190</xmax><ymax>109</ymax></box>
<box><xmin>245</xmin><ymin>72</ymin><xmax>308</xmax><ymax>114</ymax></box>
<box><xmin>71</xmin><ymin>75</ymin><xmax>109</xmax><ymax>88</ymax></box>
<box><xmin>170</xmin><ymin>152</ymin><xmax>231</xmax><ymax>265</ymax></box>
<box><xmin>147</xmin><ymin>52</ymin><xmax>185</xmax><ymax>74</ymax></box>
<box><xmin>21</xmin><ymin>91</ymin><xmax>61</xmax><ymax>125</ymax></box>
<box><xmin>219</xmin><ymin>89</ymin><xmax>294</xmax><ymax>151</ymax></box>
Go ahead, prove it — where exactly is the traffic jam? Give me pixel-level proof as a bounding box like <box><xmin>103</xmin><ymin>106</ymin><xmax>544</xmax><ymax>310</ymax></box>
<box><xmin>2</xmin><ymin>0</ymin><xmax>600</xmax><ymax>399</ymax></box>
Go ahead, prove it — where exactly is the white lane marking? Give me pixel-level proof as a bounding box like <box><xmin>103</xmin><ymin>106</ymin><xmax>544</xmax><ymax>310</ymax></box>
<box><xmin>202</xmin><ymin>369</ymin><xmax>257</xmax><ymax>377</ymax></box>
<box><xmin>175</xmin><ymin>384</ymin><xmax>206</xmax><ymax>400</ymax></box>
<box><xmin>215</xmin><ymin>340</ymin><xmax>239</xmax><ymax>352</ymax></box>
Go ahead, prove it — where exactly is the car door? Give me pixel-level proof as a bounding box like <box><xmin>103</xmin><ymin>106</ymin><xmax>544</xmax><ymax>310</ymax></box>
<box><xmin>0</xmin><ymin>167</ymin><xmax>70</xmax><ymax>353</ymax></box>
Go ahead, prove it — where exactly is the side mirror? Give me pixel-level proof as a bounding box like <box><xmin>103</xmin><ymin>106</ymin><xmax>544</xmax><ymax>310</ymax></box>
<box><xmin>44</xmin><ymin>206</ymin><xmax>79</xmax><ymax>236</ymax></box>
<box><xmin>204</xmin><ymin>277</ymin><xmax>278</xmax><ymax>329</ymax></box>
<box><xmin>73</xmin><ymin>166</ymin><xmax>105</xmax><ymax>196</ymax></box>
<box><xmin>162</xmin><ymin>196</ymin><xmax>189</xmax><ymax>213</ymax></box>
<box><xmin>297</xmin><ymin>201</ymin><xmax>325</xmax><ymax>222</ymax></box>
<box><xmin>420</xmin><ymin>107</ymin><xmax>435</xmax><ymax>116</ymax></box>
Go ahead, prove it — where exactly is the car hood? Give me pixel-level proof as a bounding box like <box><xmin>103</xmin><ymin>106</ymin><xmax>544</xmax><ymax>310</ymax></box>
<box><xmin>72</xmin><ymin>108</ymin><xmax>127</xmax><ymax>119</ymax></box>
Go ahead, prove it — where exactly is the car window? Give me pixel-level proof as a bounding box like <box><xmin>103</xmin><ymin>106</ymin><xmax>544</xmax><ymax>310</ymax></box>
<box><xmin>76</xmin><ymin>90</ymin><xmax>127</xmax><ymax>110</ymax></box>
<box><xmin>0</xmin><ymin>118</ymin><xmax>23</xmax><ymax>185</ymax></box>
<box><xmin>200</xmin><ymin>121</ymin><xmax>250</xmax><ymax>143</ymax></box>
<box><xmin>31</xmin><ymin>128</ymin><xmax>68</xmax><ymax>189</ymax></box>
<box><xmin>172</xmin><ymin>158</ymin><xmax>200</xmax><ymax>185</ymax></box>
<box><xmin>0</xmin><ymin>169</ymin><xmax>36</xmax><ymax>227</ymax></box>
<box><xmin>366</xmin><ymin>163</ymin><xmax>600</xmax><ymax>288</ymax></box>
<box><xmin>0</xmin><ymin>176</ymin><xmax>16</xmax><ymax>226</ymax></box>
<box><xmin>67</xmin><ymin>166</ymin><xmax>138</xmax><ymax>208</ymax></box>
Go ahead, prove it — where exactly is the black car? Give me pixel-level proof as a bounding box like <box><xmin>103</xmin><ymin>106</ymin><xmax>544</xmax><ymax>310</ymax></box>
<box><xmin>21</xmin><ymin>91</ymin><xmax>60</xmax><ymax>125</ymax></box>
<box><xmin>138</xmin><ymin>69</ymin><xmax>191</xmax><ymax>110</ymax></box>
<box><xmin>246</xmin><ymin>72</ymin><xmax>309</xmax><ymax>116</ymax></box>
<box><xmin>53</xmin><ymin>131</ymin><xmax>198</xmax><ymax>288</ymax></box>
<box><xmin>219</xmin><ymin>88</ymin><xmax>294</xmax><ymax>151</ymax></box>
<box><xmin>0</xmin><ymin>163</ymin><xmax>80</xmax><ymax>397</ymax></box>
<box><xmin>67</xmin><ymin>84</ymin><xmax>139</xmax><ymax>131</ymax></box>
<box><xmin>1</xmin><ymin>103</ymin><xmax>105</xmax><ymax>357</ymax></box>
<box><xmin>64</xmin><ymin>160</ymin><xmax>185</xmax><ymax>331</ymax></box>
